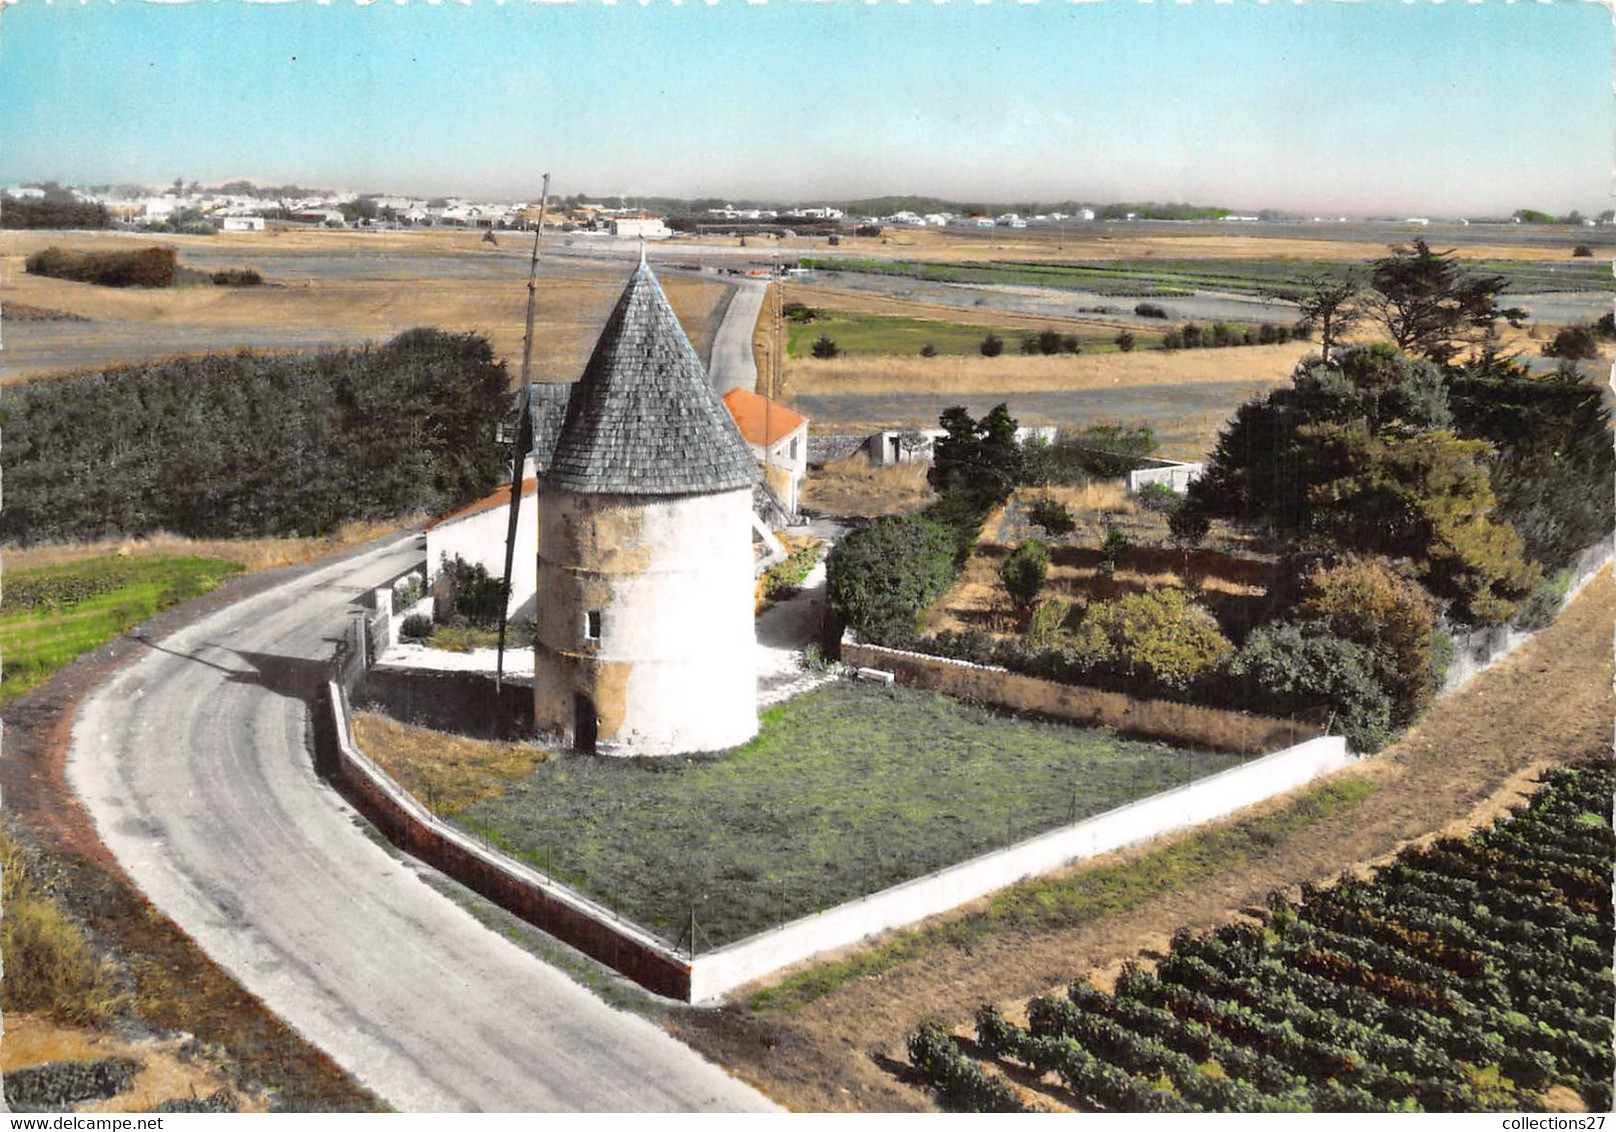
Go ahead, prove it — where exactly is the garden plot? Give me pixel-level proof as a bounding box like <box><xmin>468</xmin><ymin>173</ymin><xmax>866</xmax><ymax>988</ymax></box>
<box><xmin>366</xmin><ymin>681</ymin><xmax>1247</xmax><ymax>952</ymax></box>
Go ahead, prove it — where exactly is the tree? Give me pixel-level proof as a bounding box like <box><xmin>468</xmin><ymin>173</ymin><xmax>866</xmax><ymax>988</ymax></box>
<box><xmin>1366</xmin><ymin>240</ymin><xmax>1526</xmax><ymax>365</ymax></box>
<box><xmin>1000</xmin><ymin>539</ymin><xmax>1049</xmax><ymax>611</ymax></box>
<box><xmin>811</xmin><ymin>334</ymin><xmax>840</xmax><ymax>359</ymax></box>
<box><xmin>1277</xmin><ymin>270</ymin><xmax>1364</xmax><ymax>358</ymax></box>
<box><xmin>826</xmin><ymin>515</ymin><xmax>958</xmax><ymax>643</ymax></box>
<box><xmin>979</xmin><ymin>332</ymin><xmax>1004</xmax><ymax>357</ymax></box>
<box><xmin>1115</xmin><ymin>330</ymin><xmax>1136</xmax><ymax>353</ymax></box>
<box><xmin>928</xmin><ymin>403</ymin><xmax>1023</xmax><ymax>501</ymax></box>
<box><xmin>1224</xmin><ymin>622</ymin><xmax>1393</xmax><ymax>751</ymax></box>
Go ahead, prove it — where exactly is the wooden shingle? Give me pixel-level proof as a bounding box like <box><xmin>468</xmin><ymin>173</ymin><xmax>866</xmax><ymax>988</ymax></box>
<box><xmin>544</xmin><ymin>262</ymin><xmax>759</xmax><ymax>496</ymax></box>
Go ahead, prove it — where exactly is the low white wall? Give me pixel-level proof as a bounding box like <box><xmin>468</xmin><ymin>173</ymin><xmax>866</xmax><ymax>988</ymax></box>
<box><xmin>1128</xmin><ymin>461</ymin><xmax>1204</xmax><ymax>494</ymax></box>
<box><xmin>687</xmin><ymin>733</ymin><xmax>1352</xmax><ymax>1002</ymax></box>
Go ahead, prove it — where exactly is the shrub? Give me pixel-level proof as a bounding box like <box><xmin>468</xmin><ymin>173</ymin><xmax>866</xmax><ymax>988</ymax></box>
<box><xmin>1026</xmin><ymin>496</ymin><xmax>1076</xmax><ymax>538</ymax></box>
<box><xmin>210</xmin><ymin>267</ymin><xmax>263</xmax><ymax>286</ymax></box>
<box><xmin>1542</xmin><ymin>325</ymin><xmax>1600</xmax><ymax>360</ymax></box>
<box><xmin>1299</xmin><ymin>556</ymin><xmax>1437</xmax><ymax>727</ymax></box>
<box><xmin>1097</xmin><ymin>523</ymin><xmax>1133</xmax><ymax>574</ymax></box>
<box><xmin>1001</xmin><ymin>539</ymin><xmax>1050</xmax><ymax>611</ymax></box>
<box><xmin>1020</xmin><ymin>335</ymin><xmax>1041</xmax><ymax>356</ymax></box>
<box><xmin>440</xmin><ymin>557</ymin><xmax>508</xmax><ymax>627</ymax></box>
<box><xmin>782</xmin><ymin>301</ymin><xmax>815</xmax><ymax>322</ymax></box>
<box><xmin>1169</xmin><ymin>509</ymin><xmax>1211</xmax><ymax>548</ymax></box>
<box><xmin>762</xmin><ymin>541</ymin><xmax>822</xmax><ymax>601</ymax></box>
<box><xmin>979</xmin><ymin>332</ymin><xmax>1005</xmax><ymax>357</ymax></box>
<box><xmin>1223</xmin><ymin>620</ymin><xmax>1394</xmax><ymax>751</ymax></box>
<box><xmin>25</xmin><ymin>245</ymin><xmax>176</xmax><ymax>288</ymax></box>
<box><xmin>1069</xmin><ymin>588</ymin><xmax>1232</xmax><ymax>689</ymax></box>
<box><xmin>1597</xmin><ymin>312</ymin><xmax>1615</xmax><ymax>339</ymax></box>
<box><xmin>1026</xmin><ymin>598</ymin><xmax>1073</xmax><ymax>646</ymax></box>
<box><xmin>1135</xmin><ymin>482</ymin><xmax>1181</xmax><ymax>514</ymax></box>
<box><xmin>1162</xmin><ymin>330</ymin><xmax>1184</xmax><ymax>350</ymax></box>
<box><xmin>811</xmin><ymin>334</ymin><xmax>841</xmax><ymax>359</ymax></box>
<box><xmin>918</xmin><ymin>343</ymin><xmax>937</xmax><ymax>358</ymax></box>
<box><xmin>1572</xmin><ymin>244</ymin><xmax>1594</xmax><ymax>258</ymax></box>
<box><xmin>400</xmin><ymin>613</ymin><xmax>435</xmax><ymax>640</ymax></box>
<box><xmin>1115</xmin><ymin>330</ymin><xmax>1136</xmax><ymax>352</ymax></box>
<box><xmin>1135</xmin><ymin>302</ymin><xmax>1169</xmax><ymax>319</ymax></box>
<box><xmin>1022</xmin><ymin>425</ymin><xmax>1157</xmax><ymax>485</ymax></box>
<box><xmin>828</xmin><ymin>515</ymin><xmax>959</xmax><ymax>643</ymax></box>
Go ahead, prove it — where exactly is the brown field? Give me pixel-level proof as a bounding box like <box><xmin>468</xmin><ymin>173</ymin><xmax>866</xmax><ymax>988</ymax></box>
<box><xmin>674</xmin><ymin>569</ymin><xmax>1616</xmax><ymax>1112</ymax></box>
<box><xmin>925</xmin><ymin>485</ymin><xmax>1274</xmax><ymax>637</ymax></box>
<box><xmin>718</xmin><ymin>225</ymin><xmax>1588</xmax><ymax>264</ymax></box>
<box><xmin>801</xmin><ymin>454</ymin><xmax>934</xmax><ymax>518</ymax></box>
<box><xmin>2</xmin><ymin>517</ymin><xmax>421</xmax><ymax>574</ymax></box>
<box><xmin>782</xmin><ymin>339</ymin><xmax>1316</xmax><ymax>399</ymax></box>
<box><xmin>0</xmin><ymin>227</ymin><xmax>727</xmax><ymax>383</ymax></box>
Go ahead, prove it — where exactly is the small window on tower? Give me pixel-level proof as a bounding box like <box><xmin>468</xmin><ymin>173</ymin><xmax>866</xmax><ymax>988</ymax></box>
<box><xmin>584</xmin><ymin>610</ymin><xmax>603</xmax><ymax>641</ymax></box>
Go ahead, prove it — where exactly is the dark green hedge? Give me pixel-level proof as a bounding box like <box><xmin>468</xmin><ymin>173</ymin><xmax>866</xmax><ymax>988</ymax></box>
<box><xmin>1</xmin><ymin>329</ymin><xmax>511</xmax><ymax>543</ymax></box>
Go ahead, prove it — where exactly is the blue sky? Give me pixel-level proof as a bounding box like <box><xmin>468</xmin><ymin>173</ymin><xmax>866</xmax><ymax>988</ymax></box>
<box><xmin>0</xmin><ymin>0</ymin><xmax>1608</xmax><ymax>215</ymax></box>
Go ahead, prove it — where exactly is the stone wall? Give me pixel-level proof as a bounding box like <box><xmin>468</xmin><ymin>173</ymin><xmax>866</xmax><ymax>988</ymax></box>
<box><xmin>358</xmin><ymin>666</ymin><xmax>534</xmax><ymax>740</ymax></box>
<box><xmin>842</xmin><ymin>639</ymin><xmax>1317</xmax><ymax>753</ymax></box>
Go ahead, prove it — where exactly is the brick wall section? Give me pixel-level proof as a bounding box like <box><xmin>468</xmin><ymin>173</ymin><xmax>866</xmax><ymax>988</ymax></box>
<box><xmin>842</xmin><ymin>640</ymin><xmax>1318</xmax><ymax>753</ymax></box>
<box><xmin>318</xmin><ymin>682</ymin><xmax>694</xmax><ymax>1000</ymax></box>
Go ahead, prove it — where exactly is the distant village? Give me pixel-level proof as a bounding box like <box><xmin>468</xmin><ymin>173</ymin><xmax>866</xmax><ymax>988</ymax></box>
<box><xmin>11</xmin><ymin>180</ymin><xmax>1604</xmax><ymax>237</ymax></box>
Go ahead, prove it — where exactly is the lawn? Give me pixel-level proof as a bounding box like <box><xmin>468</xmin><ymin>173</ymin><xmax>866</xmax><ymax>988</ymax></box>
<box><xmin>454</xmin><ymin>681</ymin><xmax>1246</xmax><ymax>950</ymax></box>
<box><xmin>786</xmin><ymin>310</ymin><xmax>1140</xmax><ymax>358</ymax></box>
<box><xmin>0</xmin><ymin>555</ymin><xmax>243</xmax><ymax>706</ymax></box>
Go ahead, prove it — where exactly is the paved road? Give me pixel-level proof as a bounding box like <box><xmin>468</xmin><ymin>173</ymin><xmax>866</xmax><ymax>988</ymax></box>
<box><xmin>706</xmin><ymin>277</ymin><xmax>768</xmax><ymax>395</ymax></box>
<box><xmin>68</xmin><ymin>535</ymin><xmax>779</xmax><ymax>1113</ymax></box>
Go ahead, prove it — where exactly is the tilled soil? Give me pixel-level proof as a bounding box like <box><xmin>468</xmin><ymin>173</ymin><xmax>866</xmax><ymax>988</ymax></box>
<box><xmin>672</xmin><ymin>570</ymin><xmax>1615</xmax><ymax>1113</ymax></box>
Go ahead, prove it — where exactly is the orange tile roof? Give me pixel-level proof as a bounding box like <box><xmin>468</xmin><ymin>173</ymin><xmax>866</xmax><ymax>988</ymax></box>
<box><xmin>722</xmin><ymin>387</ymin><xmax>807</xmax><ymax>449</ymax></box>
<box><xmin>425</xmin><ymin>478</ymin><xmax>537</xmax><ymax>530</ymax></box>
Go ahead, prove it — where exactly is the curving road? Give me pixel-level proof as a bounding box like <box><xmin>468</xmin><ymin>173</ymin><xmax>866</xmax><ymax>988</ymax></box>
<box><xmin>68</xmin><ymin>534</ymin><xmax>778</xmax><ymax>1112</ymax></box>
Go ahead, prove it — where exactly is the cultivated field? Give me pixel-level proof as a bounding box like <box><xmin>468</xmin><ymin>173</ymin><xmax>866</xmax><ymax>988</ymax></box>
<box><xmin>0</xmin><ymin>227</ymin><xmax>729</xmax><ymax>383</ymax></box>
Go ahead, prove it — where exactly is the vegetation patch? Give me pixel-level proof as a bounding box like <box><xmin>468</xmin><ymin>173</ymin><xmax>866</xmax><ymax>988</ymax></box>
<box><xmin>751</xmin><ymin>778</ymin><xmax>1377</xmax><ymax>1013</ymax></box>
<box><xmin>787</xmin><ymin>310</ymin><xmax>1126</xmax><ymax>358</ymax></box>
<box><xmin>0</xmin><ymin>555</ymin><xmax>243</xmax><ymax>706</ymax></box>
<box><xmin>940</xmin><ymin>760</ymin><xmax>1614</xmax><ymax>1112</ymax></box>
<box><xmin>453</xmin><ymin>681</ymin><xmax>1246</xmax><ymax>950</ymax></box>
<box><xmin>352</xmin><ymin>712</ymin><xmax>549</xmax><ymax>816</ymax></box>
<box><xmin>1</xmin><ymin>329</ymin><xmax>510</xmax><ymax>544</ymax></box>
<box><xmin>25</xmin><ymin>246</ymin><xmax>177</xmax><ymax>288</ymax></box>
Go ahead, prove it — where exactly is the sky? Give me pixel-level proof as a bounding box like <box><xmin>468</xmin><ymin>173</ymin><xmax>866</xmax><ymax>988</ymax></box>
<box><xmin>0</xmin><ymin>0</ymin><xmax>1609</xmax><ymax>216</ymax></box>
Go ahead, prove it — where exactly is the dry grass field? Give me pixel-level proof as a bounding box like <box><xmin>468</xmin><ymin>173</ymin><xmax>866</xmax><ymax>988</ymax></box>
<box><xmin>0</xmin><ymin>227</ymin><xmax>728</xmax><ymax>383</ymax></box>
<box><xmin>1</xmin><ymin>518</ymin><xmax>420</xmax><ymax>574</ymax></box>
<box><xmin>800</xmin><ymin>454</ymin><xmax>935</xmax><ymax>518</ymax></box>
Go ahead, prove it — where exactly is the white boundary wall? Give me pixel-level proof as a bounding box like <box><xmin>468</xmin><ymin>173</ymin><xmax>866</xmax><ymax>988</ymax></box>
<box><xmin>686</xmin><ymin>734</ymin><xmax>1351</xmax><ymax>1001</ymax></box>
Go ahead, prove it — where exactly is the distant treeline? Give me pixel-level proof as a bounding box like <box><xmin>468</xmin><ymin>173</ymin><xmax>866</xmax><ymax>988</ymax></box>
<box><xmin>1</xmin><ymin>190</ymin><xmax>111</xmax><ymax>230</ymax></box>
<box><xmin>1</xmin><ymin>330</ymin><xmax>511</xmax><ymax>544</ymax></box>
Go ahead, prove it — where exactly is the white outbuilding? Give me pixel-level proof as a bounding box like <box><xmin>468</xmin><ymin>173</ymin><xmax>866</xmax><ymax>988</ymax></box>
<box><xmin>533</xmin><ymin>261</ymin><xmax>760</xmax><ymax>756</ymax></box>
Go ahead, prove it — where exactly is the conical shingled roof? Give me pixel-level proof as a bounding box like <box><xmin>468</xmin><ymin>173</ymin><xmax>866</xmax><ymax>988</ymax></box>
<box><xmin>544</xmin><ymin>262</ymin><xmax>759</xmax><ymax>495</ymax></box>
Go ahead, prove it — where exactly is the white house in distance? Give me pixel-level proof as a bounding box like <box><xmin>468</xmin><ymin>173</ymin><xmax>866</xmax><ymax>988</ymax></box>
<box><xmin>864</xmin><ymin>424</ymin><xmax>1058</xmax><ymax>466</ymax></box>
<box><xmin>220</xmin><ymin>216</ymin><xmax>266</xmax><ymax>232</ymax></box>
<box><xmin>721</xmin><ymin>387</ymin><xmax>810</xmax><ymax>518</ymax></box>
<box><xmin>610</xmin><ymin>215</ymin><xmax>670</xmax><ymax>240</ymax></box>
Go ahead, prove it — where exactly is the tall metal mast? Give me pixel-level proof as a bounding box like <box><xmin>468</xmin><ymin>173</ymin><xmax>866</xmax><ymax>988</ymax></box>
<box><xmin>496</xmin><ymin>172</ymin><xmax>550</xmax><ymax>690</ymax></box>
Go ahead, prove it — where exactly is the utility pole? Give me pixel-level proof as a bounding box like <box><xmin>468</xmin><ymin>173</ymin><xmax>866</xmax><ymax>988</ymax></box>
<box><xmin>496</xmin><ymin>172</ymin><xmax>550</xmax><ymax>690</ymax></box>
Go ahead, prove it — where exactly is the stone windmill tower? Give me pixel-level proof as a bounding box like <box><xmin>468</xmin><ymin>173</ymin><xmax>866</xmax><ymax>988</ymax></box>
<box><xmin>534</xmin><ymin>260</ymin><xmax>760</xmax><ymax>756</ymax></box>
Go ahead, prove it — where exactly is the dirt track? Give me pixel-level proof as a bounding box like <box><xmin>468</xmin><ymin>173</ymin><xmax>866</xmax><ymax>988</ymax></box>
<box><xmin>672</xmin><ymin>569</ymin><xmax>1616</xmax><ymax>1112</ymax></box>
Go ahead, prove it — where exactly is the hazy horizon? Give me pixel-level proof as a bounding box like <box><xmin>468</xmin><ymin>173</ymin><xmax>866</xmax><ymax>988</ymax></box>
<box><xmin>1</xmin><ymin>1</ymin><xmax>1609</xmax><ymax>218</ymax></box>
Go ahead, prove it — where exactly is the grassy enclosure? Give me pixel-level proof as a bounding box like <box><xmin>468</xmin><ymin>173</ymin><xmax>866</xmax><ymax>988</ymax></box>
<box><xmin>0</xmin><ymin>555</ymin><xmax>243</xmax><ymax>706</ymax></box>
<box><xmin>403</xmin><ymin>681</ymin><xmax>1249</xmax><ymax>950</ymax></box>
<box><xmin>786</xmin><ymin>309</ymin><xmax>1135</xmax><ymax>358</ymax></box>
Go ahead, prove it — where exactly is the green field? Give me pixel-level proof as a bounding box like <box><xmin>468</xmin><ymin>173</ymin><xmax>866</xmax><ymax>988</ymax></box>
<box><xmin>802</xmin><ymin>256</ymin><xmax>1609</xmax><ymax>299</ymax></box>
<box><xmin>786</xmin><ymin>310</ymin><xmax>1144</xmax><ymax>358</ymax></box>
<box><xmin>458</xmin><ymin>681</ymin><xmax>1245</xmax><ymax>950</ymax></box>
<box><xmin>0</xmin><ymin>555</ymin><xmax>243</xmax><ymax>706</ymax></box>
